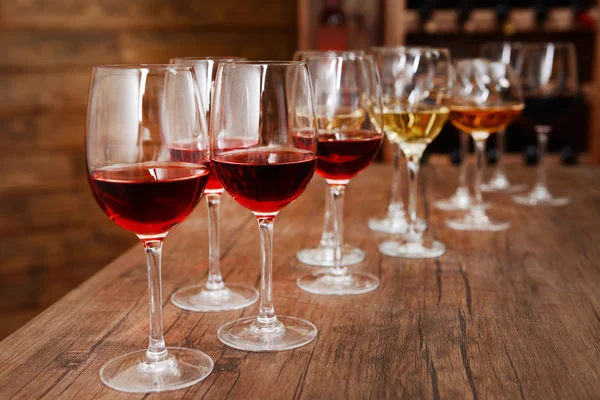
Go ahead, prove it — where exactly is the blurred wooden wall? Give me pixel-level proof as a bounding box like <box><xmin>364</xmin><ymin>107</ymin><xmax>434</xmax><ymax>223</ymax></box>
<box><xmin>0</xmin><ymin>0</ymin><xmax>298</xmax><ymax>339</ymax></box>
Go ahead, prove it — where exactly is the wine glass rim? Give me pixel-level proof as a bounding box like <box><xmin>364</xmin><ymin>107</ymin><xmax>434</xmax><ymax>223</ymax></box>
<box><xmin>455</xmin><ymin>57</ymin><xmax>508</xmax><ymax>65</ymax></box>
<box><xmin>371</xmin><ymin>45</ymin><xmax>449</xmax><ymax>53</ymax></box>
<box><xmin>218</xmin><ymin>60</ymin><xmax>307</xmax><ymax>66</ymax></box>
<box><xmin>301</xmin><ymin>53</ymin><xmax>375</xmax><ymax>61</ymax></box>
<box><xmin>170</xmin><ymin>56</ymin><xmax>247</xmax><ymax>63</ymax></box>
<box><xmin>93</xmin><ymin>64</ymin><xmax>193</xmax><ymax>72</ymax></box>
<box><xmin>294</xmin><ymin>50</ymin><xmax>366</xmax><ymax>56</ymax></box>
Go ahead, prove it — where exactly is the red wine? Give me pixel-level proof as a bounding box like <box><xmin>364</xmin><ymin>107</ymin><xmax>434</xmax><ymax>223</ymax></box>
<box><xmin>524</xmin><ymin>94</ymin><xmax>575</xmax><ymax>127</ymax></box>
<box><xmin>212</xmin><ymin>149</ymin><xmax>317</xmax><ymax>213</ymax></box>
<box><xmin>170</xmin><ymin>138</ymin><xmax>256</xmax><ymax>194</ymax></box>
<box><xmin>89</xmin><ymin>162</ymin><xmax>209</xmax><ymax>236</ymax></box>
<box><xmin>295</xmin><ymin>130</ymin><xmax>382</xmax><ymax>181</ymax></box>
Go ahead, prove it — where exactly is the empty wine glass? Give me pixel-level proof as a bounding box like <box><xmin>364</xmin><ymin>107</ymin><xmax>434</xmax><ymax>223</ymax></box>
<box><xmin>169</xmin><ymin>57</ymin><xmax>259</xmax><ymax>312</ymax></box>
<box><xmin>296</xmin><ymin>53</ymin><xmax>383</xmax><ymax>295</ymax></box>
<box><xmin>375</xmin><ymin>47</ymin><xmax>451</xmax><ymax>258</ymax></box>
<box><xmin>87</xmin><ymin>65</ymin><xmax>213</xmax><ymax>392</ymax></box>
<box><xmin>211</xmin><ymin>61</ymin><xmax>318</xmax><ymax>351</ymax></box>
<box><xmin>369</xmin><ymin>46</ymin><xmax>426</xmax><ymax>232</ymax></box>
<box><xmin>293</xmin><ymin>50</ymin><xmax>367</xmax><ymax>267</ymax></box>
<box><xmin>447</xmin><ymin>59</ymin><xmax>524</xmax><ymax>231</ymax></box>
<box><xmin>513</xmin><ymin>42</ymin><xmax>578</xmax><ymax>206</ymax></box>
<box><xmin>479</xmin><ymin>41</ymin><xmax>527</xmax><ymax>193</ymax></box>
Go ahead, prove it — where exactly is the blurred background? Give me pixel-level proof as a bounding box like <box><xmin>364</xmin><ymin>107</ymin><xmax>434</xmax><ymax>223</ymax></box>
<box><xmin>1</xmin><ymin>0</ymin><xmax>598</xmax><ymax>339</ymax></box>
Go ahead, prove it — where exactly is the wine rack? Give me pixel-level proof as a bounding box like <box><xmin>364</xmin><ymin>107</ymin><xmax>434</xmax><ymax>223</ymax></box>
<box><xmin>297</xmin><ymin>0</ymin><xmax>600</xmax><ymax>163</ymax></box>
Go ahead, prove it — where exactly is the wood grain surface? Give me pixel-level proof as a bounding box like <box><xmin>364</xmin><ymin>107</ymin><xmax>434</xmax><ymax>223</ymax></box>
<box><xmin>0</xmin><ymin>163</ymin><xmax>599</xmax><ymax>399</ymax></box>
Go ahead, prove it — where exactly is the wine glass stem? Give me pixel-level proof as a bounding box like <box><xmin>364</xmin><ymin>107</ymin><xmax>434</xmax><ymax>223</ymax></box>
<box><xmin>256</xmin><ymin>216</ymin><xmax>277</xmax><ymax>326</ymax></box>
<box><xmin>206</xmin><ymin>194</ymin><xmax>224</xmax><ymax>291</ymax></box>
<box><xmin>406</xmin><ymin>154</ymin><xmax>421</xmax><ymax>240</ymax></box>
<box><xmin>388</xmin><ymin>143</ymin><xmax>404</xmax><ymax>217</ymax></box>
<box><xmin>143</xmin><ymin>239</ymin><xmax>168</xmax><ymax>362</ymax></box>
<box><xmin>319</xmin><ymin>183</ymin><xmax>334</xmax><ymax>247</ymax></box>
<box><xmin>535</xmin><ymin>125</ymin><xmax>551</xmax><ymax>190</ymax></box>
<box><xmin>494</xmin><ymin>129</ymin><xmax>506</xmax><ymax>177</ymax></box>
<box><xmin>329</xmin><ymin>184</ymin><xmax>348</xmax><ymax>276</ymax></box>
<box><xmin>458</xmin><ymin>130</ymin><xmax>469</xmax><ymax>189</ymax></box>
<box><xmin>472</xmin><ymin>135</ymin><xmax>488</xmax><ymax>216</ymax></box>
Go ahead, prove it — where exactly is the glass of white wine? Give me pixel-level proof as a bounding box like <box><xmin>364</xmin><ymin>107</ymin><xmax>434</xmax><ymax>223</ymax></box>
<box><xmin>372</xmin><ymin>47</ymin><xmax>451</xmax><ymax>259</ymax></box>
<box><xmin>369</xmin><ymin>46</ymin><xmax>426</xmax><ymax>234</ymax></box>
<box><xmin>447</xmin><ymin>59</ymin><xmax>524</xmax><ymax>231</ymax></box>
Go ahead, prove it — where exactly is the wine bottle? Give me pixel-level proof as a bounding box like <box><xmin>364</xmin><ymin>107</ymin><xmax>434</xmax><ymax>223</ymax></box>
<box><xmin>316</xmin><ymin>0</ymin><xmax>349</xmax><ymax>51</ymax></box>
<box><xmin>534</xmin><ymin>0</ymin><xmax>548</xmax><ymax>29</ymax></box>
<box><xmin>419</xmin><ymin>0</ymin><xmax>437</xmax><ymax>33</ymax></box>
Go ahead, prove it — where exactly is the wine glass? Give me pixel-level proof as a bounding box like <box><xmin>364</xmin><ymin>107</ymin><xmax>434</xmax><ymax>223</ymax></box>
<box><xmin>479</xmin><ymin>41</ymin><xmax>527</xmax><ymax>193</ymax></box>
<box><xmin>211</xmin><ymin>61</ymin><xmax>318</xmax><ymax>351</ymax></box>
<box><xmin>447</xmin><ymin>59</ymin><xmax>524</xmax><ymax>231</ymax></box>
<box><xmin>169</xmin><ymin>57</ymin><xmax>259</xmax><ymax>312</ymax></box>
<box><xmin>87</xmin><ymin>65</ymin><xmax>213</xmax><ymax>392</ymax></box>
<box><xmin>296</xmin><ymin>53</ymin><xmax>383</xmax><ymax>295</ymax></box>
<box><xmin>513</xmin><ymin>42</ymin><xmax>578</xmax><ymax>206</ymax></box>
<box><xmin>375</xmin><ymin>47</ymin><xmax>451</xmax><ymax>258</ymax></box>
<box><xmin>436</xmin><ymin>58</ymin><xmax>489</xmax><ymax>211</ymax></box>
<box><xmin>369</xmin><ymin>46</ymin><xmax>427</xmax><ymax>232</ymax></box>
<box><xmin>293</xmin><ymin>50</ymin><xmax>367</xmax><ymax>267</ymax></box>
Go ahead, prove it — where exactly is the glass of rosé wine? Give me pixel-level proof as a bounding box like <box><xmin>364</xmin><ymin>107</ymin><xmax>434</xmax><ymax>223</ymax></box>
<box><xmin>211</xmin><ymin>61</ymin><xmax>319</xmax><ymax>351</ymax></box>
<box><xmin>86</xmin><ymin>65</ymin><xmax>213</xmax><ymax>392</ymax></box>
<box><xmin>169</xmin><ymin>56</ymin><xmax>259</xmax><ymax>312</ymax></box>
<box><xmin>292</xmin><ymin>50</ymin><xmax>367</xmax><ymax>268</ymax></box>
<box><xmin>296</xmin><ymin>53</ymin><xmax>383</xmax><ymax>295</ymax></box>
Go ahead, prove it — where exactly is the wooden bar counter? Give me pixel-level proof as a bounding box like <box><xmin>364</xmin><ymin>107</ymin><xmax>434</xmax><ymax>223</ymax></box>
<box><xmin>1</xmin><ymin>161</ymin><xmax>599</xmax><ymax>399</ymax></box>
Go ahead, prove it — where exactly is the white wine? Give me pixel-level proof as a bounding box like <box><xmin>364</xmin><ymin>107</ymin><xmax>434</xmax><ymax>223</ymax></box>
<box><xmin>371</xmin><ymin>105</ymin><xmax>449</xmax><ymax>155</ymax></box>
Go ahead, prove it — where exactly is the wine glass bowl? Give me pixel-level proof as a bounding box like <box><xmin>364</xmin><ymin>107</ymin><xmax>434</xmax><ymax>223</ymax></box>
<box><xmin>211</xmin><ymin>61</ymin><xmax>319</xmax><ymax>351</ymax></box>
<box><xmin>373</xmin><ymin>47</ymin><xmax>451</xmax><ymax>258</ymax></box>
<box><xmin>296</xmin><ymin>53</ymin><xmax>383</xmax><ymax>295</ymax></box>
<box><xmin>87</xmin><ymin>64</ymin><xmax>213</xmax><ymax>392</ymax></box>
<box><xmin>513</xmin><ymin>42</ymin><xmax>578</xmax><ymax>206</ymax></box>
<box><xmin>447</xmin><ymin>59</ymin><xmax>524</xmax><ymax>231</ymax></box>
<box><xmin>168</xmin><ymin>57</ymin><xmax>259</xmax><ymax>313</ymax></box>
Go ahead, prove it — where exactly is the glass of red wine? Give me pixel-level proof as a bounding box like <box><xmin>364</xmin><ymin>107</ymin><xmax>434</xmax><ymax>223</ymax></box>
<box><xmin>479</xmin><ymin>41</ymin><xmax>527</xmax><ymax>193</ymax></box>
<box><xmin>513</xmin><ymin>42</ymin><xmax>578</xmax><ymax>206</ymax></box>
<box><xmin>211</xmin><ymin>61</ymin><xmax>319</xmax><ymax>351</ymax></box>
<box><xmin>296</xmin><ymin>53</ymin><xmax>383</xmax><ymax>295</ymax></box>
<box><xmin>168</xmin><ymin>57</ymin><xmax>259</xmax><ymax>312</ymax></box>
<box><xmin>87</xmin><ymin>65</ymin><xmax>213</xmax><ymax>392</ymax></box>
<box><xmin>292</xmin><ymin>50</ymin><xmax>367</xmax><ymax>268</ymax></box>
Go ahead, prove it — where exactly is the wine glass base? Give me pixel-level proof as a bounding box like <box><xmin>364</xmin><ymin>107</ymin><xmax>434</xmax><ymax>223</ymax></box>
<box><xmin>217</xmin><ymin>316</ymin><xmax>317</xmax><ymax>352</ymax></box>
<box><xmin>171</xmin><ymin>283</ymin><xmax>259</xmax><ymax>312</ymax></box>
<box><xmin>296</xmin><ymin>244</ymin><xmax>364</xmax><ymax>267</ymax></box>
<box><xmin>481</xmin><ymin>181</ymin><xmax>527</xmax><ymax>193</ymax></box>
<box><xmin>296</xmin><ymin>271</ymin><xmax>379</xmax><ymax>295</ymax></box>
<box><xmin>435</xmin><ymin>195</ymin><xmax>473</xmax><ymax>211</ymax></box>
<box><xmin>513</xmin><ymin>191</ymin><xmax>569</xmax><ymax>206</ymax></box>
<box><xmin>446</xmin><ymin>214</ymin><xmax>510</xmax><ymax>231</ymax></box>
<box><xmin>99</xmin><ymin>348</ymin><xmax>213</xmax><ymax>393</ymax></box>
<box><xmin>379</xmin><ymin>239</ymin><xmax>445</xmax><ymax>259</ymax></box>
<box><xmin>368</xmin><ymin>216</ymin><xmax>426</xmax><ymax>234</ymax></box>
